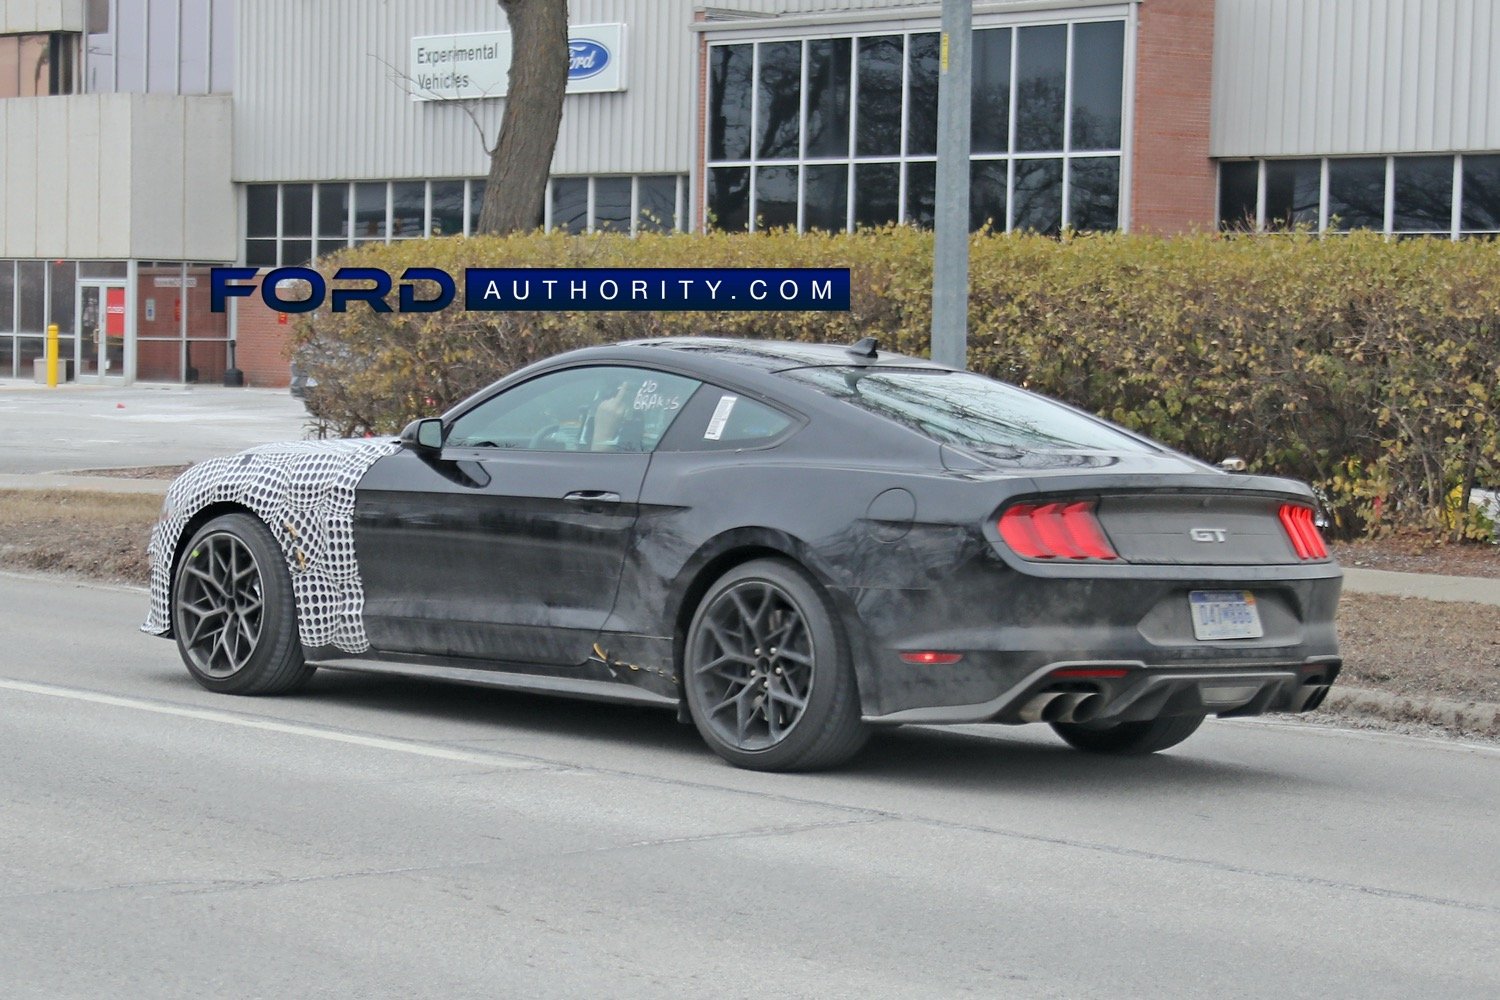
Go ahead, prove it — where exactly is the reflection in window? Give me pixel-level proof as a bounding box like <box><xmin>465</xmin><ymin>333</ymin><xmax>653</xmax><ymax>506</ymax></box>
<box><xmin>1218</xmin><ymin>161</ymin><xmax>1258</xmax><ymax>231</ymax></box>
<box><xmin>593</xmin><ymin>177</ymin><xmax>632</xmax><ymax>233</ymax></box>
<box><xmin>1014</xmin><ymin>25</ymin><xmax>1066</xmax><ymax>153</ymax></box>
<box><xmin>905</xmin><ymin>161</ymin><xmax>936</xmax><ymax>229</ymax></box>
<box><xmin>856</xmin><ymin>36</ymin><xmax>903</xmax><ymax>157</ymax></box>
<box><xmin>1013</xmin><ymin>158</ymin><xmax>1063</xmax><ymax>234</ymax></box>
<box><xmin>805</xmin><ymin>38</ymin><xmax>851</xmax><ymax>158</ymax></box>
<box><xmin>709</xmin><ymin>167</ymin><xmax>750</xmax><ymax>232</ymax></box>
<box><xmin>905</xmin><ymin>33</ymin><xmax>940</xmax><ymax>157</ymax></box>
<box><xmin>1071</xmin><ymin>22</ymin><xmax>1124</xmax><ymax>150</ymax></box>
<box><xmin>430</xmin><ymin>181</ymin><xmax>464</xmax><ymax>237</ymax></box>
<box><xmin>971</xmin><ymin>28</ymin><xmax>1011</xmax><ymax>154</ymax></box>
<box><xmin>637</xmin><ymin>176</ymin><xmax>678</xmax><ymax>232</ymax></box>
<box><xmin>1462</xmin><ymin>155</ymin><xmax>1500</xmax><ymax>233</ymax></box>
<box><xmin>757</xmin><ymin>41</ymin><xmax>802</xmax><ymax>160</ymax></box>
<box><xmin>281</xmin><ymin>184</ymin><xmax>313</xmax><ymax>237</ymax></box>
<box><xmin>706</xmin><ymin>19</ymin><xmax>1123</xmax><ymax>233</ymax></box>
<box><xmin>970</xmin><ymin>161</ymin><xmax>1007</xmax><ymax>231</ymax></box>
<box><xmin>1070</xmin><ymin>157</ymin><xmax>1119</xmax><ymax>231</ymax></box>
<box><xmin>1392</xmin><ymin>156</ymin><xmax>1452</xmax><ymax>233</ymax></box>
<box><xmin>1265</xmin><ymin>159</ymin><xmax>1320</xmax><ymax>229</ymax></box>
<box><xmin>854</xmin><ymin>163</ymin><xmax>900</xmax><ymax>229</ymax></box>
<box><xmin>755</xmin><ymin>166</ymin><xmax>799</xmax><ymax>230</ymax></box>
<box><xmin>551</xmin><ymin>178</ymin><xmax>588</xmax><ymax>235</ymax></box>
<box><xmin>354</xmin><ymin>182</ymin><xmax>388</xmax><ymax>243</ymax></box>
<box><xmin>781</xmin><ymin>367</ymin><xmax>1153</xmax><ymax>455</ymax></box>
<box><xmin>710</xmin><ymin>45</ymin><xmax>752</xmax><ymax>161</ymax></box>
<box><xmin>391</xmin><ymin>182</ymin><xmax>426</xmax><ymax>238</ymax></box>
<box><xmin>803</xmin><ymin>165</ymin><xmax>848</xmax><ymax>233</ymax></box>
<box><xmin>1327</xmin><ymin>158</ymin><xmax>1386</xmax><ymax>231</ymax></box>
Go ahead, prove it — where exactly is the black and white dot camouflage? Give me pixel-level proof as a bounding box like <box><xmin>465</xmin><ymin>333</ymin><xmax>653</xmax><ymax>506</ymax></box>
<box><xmin>141</xmin><ymin>438</ymin><xmax>401</xmax><ymax>653</ymax></box>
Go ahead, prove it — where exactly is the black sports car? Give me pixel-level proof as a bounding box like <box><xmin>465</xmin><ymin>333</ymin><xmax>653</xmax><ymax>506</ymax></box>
<box><xmin>144</xmin><ymin>338</ymin><xmax>1341</xmax><ymax>771</ymax></box>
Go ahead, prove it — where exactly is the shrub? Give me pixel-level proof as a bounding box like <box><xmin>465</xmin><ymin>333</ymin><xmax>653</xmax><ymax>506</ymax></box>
<box><xmin>290</xmin><ymin>229</ymin><xmax>1500</xmax><ymax>541</ymax></box>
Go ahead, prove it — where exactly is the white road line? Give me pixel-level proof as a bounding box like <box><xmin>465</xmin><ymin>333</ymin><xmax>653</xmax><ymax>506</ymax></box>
<box><xmin>0</xmin><ymin>678</ymin><xmax>543</xmax><ymax>770</ymax></box>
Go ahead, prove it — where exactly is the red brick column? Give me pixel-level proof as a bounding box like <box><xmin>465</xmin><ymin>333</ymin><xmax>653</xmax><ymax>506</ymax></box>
<box><xmin>232</xmin><ymin>271</ymin><xmax>295</xmax><ymax>388</ymax></box>
<box><xmin>1129</xmin><ymin>0</ymin><xmax>1217</xmax><ymax>233</ymax></box>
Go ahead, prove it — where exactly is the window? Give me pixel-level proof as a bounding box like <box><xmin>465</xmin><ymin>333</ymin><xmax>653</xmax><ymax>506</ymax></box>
<box><xmin>86</xmin><ymin>0</ymin><xmax>234</xmax><ymax>95</ymax></box>
<box><xmin>779</xmin><ymin>367</ymin><xmax>1154</xmax><ymax>455</ymax></box>
<box><xmin>1461</xmin><ymin>155</ymin><xmax>1500</xmax><ymax>235</ymax></box>
<box><xmin>664</xmin><ymin>391</ymin><xmax>797</xmax><ymax>451</ymax></box>
<box><xmin>0</xmin><ymin>33</ymin><xmax>77</xmax><ymax>97</ymax></box>
<box><xmin>448</xmin><ymin>367</ymin><xmax>701</xmax><ymax>453</ymax></box>
<box><xmin>1218</xmin><ymin>154</ymin><xmax>1498</xmax><ymax>238</ymax></box>
<box><xmin>548</xmin><ymin>176</ymin><xmax>686</xmax><ymax>234</ymax></box>
<box><xmin>706</xmin><ymin>19</ymin><xmax>1126</xmax><ymax>234</ymax></box>
<box><xmin>246</xmin><ymin>176</ymin><xmax>687</xmax><ymax>264</ymax></box>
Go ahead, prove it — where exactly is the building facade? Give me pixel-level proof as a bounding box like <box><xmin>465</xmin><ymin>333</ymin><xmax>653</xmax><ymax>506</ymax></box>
<box><xmin>1</xmin><ymin>0</ymin><xmax>1496</xmax><ymax>385</ymax></box>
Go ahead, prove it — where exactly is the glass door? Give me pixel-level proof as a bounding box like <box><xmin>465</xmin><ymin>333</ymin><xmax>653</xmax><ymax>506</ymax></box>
<box><xmin>75</xmin><ymin>281</ymin><xmax>126</xmax><ymax>380</ymax></box>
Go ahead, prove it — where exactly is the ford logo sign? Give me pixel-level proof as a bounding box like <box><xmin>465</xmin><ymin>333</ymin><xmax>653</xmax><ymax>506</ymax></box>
<box><xmin>568</xmin><ymin>39</ymin><xmax>609</xmax><ymax>79</ymax></box>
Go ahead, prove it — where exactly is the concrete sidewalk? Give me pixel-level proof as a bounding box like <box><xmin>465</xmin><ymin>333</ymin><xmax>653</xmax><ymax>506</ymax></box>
<box><xmin>1341</xmin><ymin>567</ymin><xmax>1500</xmax><ymax>606</ymax></box>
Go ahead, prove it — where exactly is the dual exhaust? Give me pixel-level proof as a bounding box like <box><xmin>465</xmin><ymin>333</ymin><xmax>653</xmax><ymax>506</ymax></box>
<box><xmin>1018</xmin><ymin>690</ymin><xmax>1104</xmax><ymax>725</ymax></box>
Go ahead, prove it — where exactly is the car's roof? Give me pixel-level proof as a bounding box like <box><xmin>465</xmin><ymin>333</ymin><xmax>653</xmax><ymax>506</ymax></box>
<box><xmin>616</xmin><ymin>337</ymin><xmax>954</xmax><ymax>373</ymax></box>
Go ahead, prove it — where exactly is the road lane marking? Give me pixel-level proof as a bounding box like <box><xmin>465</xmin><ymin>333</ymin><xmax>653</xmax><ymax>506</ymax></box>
<box><xmin>0</xmin><ymin>678</ymin><xmax>543</xmax><ymax>770</ymax></box>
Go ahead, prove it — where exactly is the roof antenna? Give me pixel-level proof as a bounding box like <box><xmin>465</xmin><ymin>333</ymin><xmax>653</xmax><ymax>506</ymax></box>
<box><xmin>847</xmin><ymin>337</ymin><xmax>879</xmax><ymax>360</ymax></box>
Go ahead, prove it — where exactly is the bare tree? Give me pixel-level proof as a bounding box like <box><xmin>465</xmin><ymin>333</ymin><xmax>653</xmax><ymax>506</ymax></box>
<box><xmin>477</xmin><ymin>0</ymin><xmax>569</xmax><ymax>234</ymax></box>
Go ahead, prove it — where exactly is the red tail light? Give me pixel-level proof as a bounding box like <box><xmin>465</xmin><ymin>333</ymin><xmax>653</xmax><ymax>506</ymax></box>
<box><xmin>999</xmin><ymin>500</ymin><xmax>1118</xmax><ymax>561</ymax></box>
<box><xmin>1278</xmin><ymin>504</ymin><xmax>1328</xmax><ymax>560</ymax></box>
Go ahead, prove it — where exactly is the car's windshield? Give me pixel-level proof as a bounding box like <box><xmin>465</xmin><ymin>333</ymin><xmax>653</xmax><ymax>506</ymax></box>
<box><xmin>779</xmin><ymin>366</ymin><xmax>1156</xmax><ymax>455</ymax></box>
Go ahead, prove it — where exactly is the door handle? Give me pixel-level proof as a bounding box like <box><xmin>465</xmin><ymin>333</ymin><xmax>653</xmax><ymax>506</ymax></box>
<box><xmin>564</xmin><ymin>490</ymin><xmax>622</xmax><ymax>503</ymax></box>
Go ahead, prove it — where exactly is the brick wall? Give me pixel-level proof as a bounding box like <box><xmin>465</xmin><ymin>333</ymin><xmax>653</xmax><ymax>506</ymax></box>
<box><xmin>1129</xmin><ymin>0</ymin><xmax>1218</xmax><ymax>233</ymax></box>
<box><xmin>232</xmin><ymin>270</ymin><xmax>295</xmax><ymax>388</ymax></box>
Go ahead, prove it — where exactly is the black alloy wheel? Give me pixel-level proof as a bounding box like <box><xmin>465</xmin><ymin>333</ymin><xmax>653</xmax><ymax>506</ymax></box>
<box><xmin>172</xmin><ymin>513</ymin><xmax>314</xmax><ymax>695</ymax></box>
<box><xmin>684</xmin><ymin>559</ymin><xmax>867</xmax><ymax>771</ymax></box>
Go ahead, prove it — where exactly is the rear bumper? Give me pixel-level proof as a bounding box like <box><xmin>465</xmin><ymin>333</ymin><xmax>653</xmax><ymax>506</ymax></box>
<box><xmin>863</xmin><ymin>656</ymin><xmax>1340</xmax><ymax>725</ymax></box>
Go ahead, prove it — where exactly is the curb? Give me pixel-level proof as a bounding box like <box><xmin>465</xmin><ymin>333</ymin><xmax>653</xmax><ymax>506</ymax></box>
<box><xmin>1321</xmin><ymin>686</ymin><xmax>1500</xmax><ymax>740</ymax></box>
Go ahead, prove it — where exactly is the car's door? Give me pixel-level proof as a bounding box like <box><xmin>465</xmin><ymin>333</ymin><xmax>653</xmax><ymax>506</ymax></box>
<box><xmin>355</xmin><ymin>365</ymin><xmax>702</xmax><ymax>667</ymax></box>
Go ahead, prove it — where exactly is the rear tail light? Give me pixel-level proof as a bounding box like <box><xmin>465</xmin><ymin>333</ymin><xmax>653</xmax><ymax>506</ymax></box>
<box><xmin>1278</xmin><ymin>504</ymin><xmax>1329</xmax><ymax>560</ymax></box>
<box><xmin>998</xmin><ymin>500</ymin><xmax>1118</xmax><ymax>561</ymax></box>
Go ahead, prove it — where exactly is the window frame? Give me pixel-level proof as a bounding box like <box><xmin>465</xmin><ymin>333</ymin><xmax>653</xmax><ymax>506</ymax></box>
<box><xmin>702</xmin><ymin>13</ymin><xmax>1129</xmax><ymax>235</ymax></box>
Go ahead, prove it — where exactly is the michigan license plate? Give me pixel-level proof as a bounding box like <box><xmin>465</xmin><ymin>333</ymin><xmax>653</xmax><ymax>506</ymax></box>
<box><xmin>1189</xmin><ymin>590</ymin><xmax>1263</xmax><ymax>640</ymax></box>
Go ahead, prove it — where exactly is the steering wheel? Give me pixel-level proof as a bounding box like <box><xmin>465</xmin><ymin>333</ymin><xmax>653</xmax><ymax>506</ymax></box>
<box><xmin>528</xmin><ymin>422</ymin><xmax>563</xmax><ymax>449</ymax></box>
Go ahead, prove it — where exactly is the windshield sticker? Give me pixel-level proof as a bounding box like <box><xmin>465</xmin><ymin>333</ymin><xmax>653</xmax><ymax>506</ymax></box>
<box><xmin>704</xmin><ymin>395</ymin><xmax>738</xmax><ymax>440</ymax></box>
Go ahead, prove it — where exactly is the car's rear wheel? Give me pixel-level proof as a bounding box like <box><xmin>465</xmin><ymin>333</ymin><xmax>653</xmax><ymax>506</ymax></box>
<box><xmin>172</xmin><ymin>513</ymin><xmax>314</xmax><ymax>695</ymax></box>
<box><xmin>1050</xmin><ymin>714</ymin><xmax>1205</xmax><ymax>755</ymax></box>
<box><xmin>684</xmin><ymin>559</ymin><xmax>868</xmax><ymax>771</ymax></box>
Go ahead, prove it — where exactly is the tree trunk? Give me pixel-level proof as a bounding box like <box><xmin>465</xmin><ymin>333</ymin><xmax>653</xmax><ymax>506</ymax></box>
<box><xmin>477</xmin><ymin>0</ymin><xmax>569</xmax><ymax>234</ymax></box>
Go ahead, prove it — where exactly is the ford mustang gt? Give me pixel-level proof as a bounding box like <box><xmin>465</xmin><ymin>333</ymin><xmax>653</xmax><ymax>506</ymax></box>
<box><xmin>143</xmin><ymin>338</ymin><xmax>1341</xmax><ymax>771</ymax></box>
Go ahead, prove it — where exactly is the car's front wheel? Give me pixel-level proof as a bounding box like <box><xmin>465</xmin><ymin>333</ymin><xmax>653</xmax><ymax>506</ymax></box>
<box><xmin>1050</xmin><ymin>714</ymin><xmax>1205</xmax><ymax>755</ymax></box>
<box><xmin>171</xmin><ymin>512</ymin><xmax>314</xmax><ymax>695</ymax></box>
<box><xmin>684</xmin><ymin>559</ymin><xmax>868</xmax><ymax>771</ymax></box>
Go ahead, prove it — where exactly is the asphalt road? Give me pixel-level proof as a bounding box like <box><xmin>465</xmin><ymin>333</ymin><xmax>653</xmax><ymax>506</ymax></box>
<box><xmin>3</xmin><ymin>572</ymin><xmax>1497</xmax><ymax>999</ymax></box>
<box><xmin>0</xmin><ymin>385</ymin><xmax>312</xmax><ymax>474</ymax></box>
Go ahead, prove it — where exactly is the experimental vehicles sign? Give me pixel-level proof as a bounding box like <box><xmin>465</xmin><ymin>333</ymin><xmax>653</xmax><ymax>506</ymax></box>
<box><xmin>410</xmin><ymin>23</ymin><xmax>626</xmax><ymax>100</ymax></box>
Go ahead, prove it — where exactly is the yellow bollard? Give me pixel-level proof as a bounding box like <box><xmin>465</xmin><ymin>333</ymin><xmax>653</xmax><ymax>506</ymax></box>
<box><xmin>46</xmin><ymin>323</ymin><xmax>59</xmax><ymax>388</ymax></box>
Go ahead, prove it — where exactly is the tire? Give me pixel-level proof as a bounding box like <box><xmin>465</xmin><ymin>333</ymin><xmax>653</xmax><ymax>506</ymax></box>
<box><xmin>683</xmin><ymin>559</ymin><xmax>868</xmax><ymax>772</ymax></box>
<box><xmin>171</xmin><ymin>513</ymin><xmax>315</xmax><ymax>696</ymax></box>
<box><xmin>1050</xmin><ymin>714</ymin><xmax>1205</xmax><ymax>756</ymax></box>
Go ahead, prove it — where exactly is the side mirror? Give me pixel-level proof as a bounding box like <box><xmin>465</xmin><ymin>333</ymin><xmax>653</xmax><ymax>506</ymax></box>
<box><xmin>400</xmin><ymin>417</ymin><xmax>445</xmax><ymax>453</ymax></box>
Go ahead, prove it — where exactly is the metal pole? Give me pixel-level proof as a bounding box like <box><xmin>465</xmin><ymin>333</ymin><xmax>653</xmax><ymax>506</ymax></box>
<box><xmin>46</xmin><ymin>323</ymin><xmax>59</xmax><ymax>387</ymax></box>
<box><xmin>931</xmin><ymin>0</ymin><xmax>972</xmax><ymax>369</ymax></box>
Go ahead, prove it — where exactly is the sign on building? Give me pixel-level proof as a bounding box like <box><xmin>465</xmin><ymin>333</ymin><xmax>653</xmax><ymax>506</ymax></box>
<box><xmin>410</xmin><ymin>23</ymin><xmax>626</xmax><ymax>101</ymax></box>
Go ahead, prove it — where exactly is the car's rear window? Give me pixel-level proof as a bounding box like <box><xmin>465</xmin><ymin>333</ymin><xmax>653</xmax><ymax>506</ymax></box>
<box><xmin>779</xmin><ymin>367</ymin><xmax>1156</xmax><ymax>455</ymax></box>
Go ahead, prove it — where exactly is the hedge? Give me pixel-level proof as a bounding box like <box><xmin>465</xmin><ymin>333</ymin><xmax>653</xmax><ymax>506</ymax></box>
<box><xmin>289</xmin><ymin>229</ymin><xmax>1500</xmax><ymax>541</ymax></box>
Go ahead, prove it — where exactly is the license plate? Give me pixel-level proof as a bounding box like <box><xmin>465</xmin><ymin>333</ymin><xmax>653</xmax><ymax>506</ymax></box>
<box><xmin>1189</xmin><ymin>590</ymin><xmax>1263</xmax><ymax>640</ymax></box>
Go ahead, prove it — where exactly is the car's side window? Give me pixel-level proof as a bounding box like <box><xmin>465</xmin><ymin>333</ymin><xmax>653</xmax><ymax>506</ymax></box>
<box><xmin>660</xmin><ymin>387</ymin><xmax>798</xmax><ymax>451</ymax></box>
<box><xmin>447</xmin><ymin>366</ymin><xmax>701</xmax><ymax>452</ymax></box>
